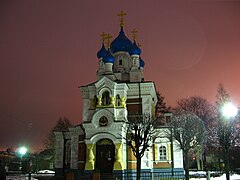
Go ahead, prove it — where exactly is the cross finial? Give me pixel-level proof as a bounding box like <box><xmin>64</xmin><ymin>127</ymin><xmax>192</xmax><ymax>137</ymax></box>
<box><xmin>100</xmin><ymin>32</ymin><xmax>106</xmax><ymax>44</ymax></box>
<box><xmin>131</xmin><ymin>28</ymin><xmax>138</xmax><ymax>41</ymax></box>
<box><xmin>118</xmin><ymin>10</ymin><xmax>126</xmax><ymax>27</ymax></box>
<box><xmin>106</xmin><ymin>34</ymin><xmax>112</xmax><ymax>48</ymax></box>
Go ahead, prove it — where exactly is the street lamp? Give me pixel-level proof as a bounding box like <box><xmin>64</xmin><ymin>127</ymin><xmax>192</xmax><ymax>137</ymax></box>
<box><xmin>221</xmin><ymin>102</ymin><xmax>238</xmax><ymax>119</ymax></box>
<box><xmin>17</xmin><ymin>146</ymin><xmax>28</xmax><ymax>172</ymax></box>
<box><xmin>221</xmin><ymin>102</ymin><xmax>238</xmax><ymax>180</ymax></box>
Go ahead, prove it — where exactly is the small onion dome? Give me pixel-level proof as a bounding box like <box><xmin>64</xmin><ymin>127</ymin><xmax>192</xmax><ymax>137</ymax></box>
<box><xmin>129</xmin><ymin>40</ymin><xmax>141</xmax><ymax>56</ymax></box>
<box><xmin>140</xmin><ymin>57</ymin><xmax>145</xmax><ymax>68</ymax></box>
<box><xmin>103</xmin><ymin>49</ymin><xmax>115</xmax><ymax>64</ymax></box>
<box><xmin>110</xmin><ymin>26</ymin><xmax>133</xmax><ymax>54</ymax></box>
<box><xmin>97</xmin><ymin>44</ymin><xmax>108</xmax><ymax>59</ymax></box>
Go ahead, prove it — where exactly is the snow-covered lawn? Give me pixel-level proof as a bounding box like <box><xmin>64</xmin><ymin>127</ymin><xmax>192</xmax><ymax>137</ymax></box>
<box><xmin>7</xmin><ymin>175</ymin><xmax>37</xmax><ymax>180</ymax></box>
<box><xmin>7</xmin><ymin>170</ymin><xmax>55</xmax><ymax>180</ymax></box>
<box><xmin>190</xmin><ymin>174</ymin><xmax>240</xmax><ymax>180</ymax></box>
<box><xmin>190</xmin><ymin>171</ymin><xmax>240</xmax><ymax>180</ymax></box>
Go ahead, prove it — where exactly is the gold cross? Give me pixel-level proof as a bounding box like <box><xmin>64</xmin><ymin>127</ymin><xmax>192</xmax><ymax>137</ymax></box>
<box><xmin>131</xmin><ymin>28</ymin><xmax>138</xmax><ymax>41</ymax></box>
<box><xmin>106</xmin><ymin>34</ymin><xmax>112</xmax><ymax>48</ymax></box>
<box><xmin>118</xmin><ymin>10</ymin><xmax>126</xmax><ymax>27</ymax></box>
<box><xmin>100</xmin><ymin>32</ymin><xmax>106</xmax><ymax>44</ymax></box>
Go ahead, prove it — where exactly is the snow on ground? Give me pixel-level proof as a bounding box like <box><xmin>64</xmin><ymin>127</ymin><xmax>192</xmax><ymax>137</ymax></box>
<box><xmin>7</xmin><ymin>170</ymin><xmax>55</xmax><ymax>180</ymax></box>
<box><xmin>37</xmin><ymin>169</ymin><xmax>55</xmax><ymax>173</ymax></box>
<box><xmin>7</xmin><ymin>176</ymin><xmax>37</xmax><ymax>180</ymax></box>
<box><xmin>190</xmin><ymin>174</ymin><xmax>240</xmax><ymax>179</ymax></box>
<box><xmin>190</xmin><ymin>171</ymin><xmax>240</xmax><ymax>180</ymax></box>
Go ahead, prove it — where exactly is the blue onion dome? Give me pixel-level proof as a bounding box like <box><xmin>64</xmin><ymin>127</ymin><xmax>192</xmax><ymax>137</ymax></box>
<box><xmin>110</xmin><ymin>27</ymin><xmax>133</xmax><ymax>54</ymax></box>
<box><xmin>139</xmin><ymin>57</ymin><xmax>145</xmax><ymax>68</ymax></box>
<box><xmin>97</xmin><ymin>44</ymin><xmax>108</xmax><ymax>59</ymax></box>
<box><xmin>103</xmin><ymin>49</ymin><xmax>115</xmax><ymax>64</ymax></box>
<box><xmin>129</xmin><ymin>40</ymin><xmax>141</xmax><ymax>56</ymax></box>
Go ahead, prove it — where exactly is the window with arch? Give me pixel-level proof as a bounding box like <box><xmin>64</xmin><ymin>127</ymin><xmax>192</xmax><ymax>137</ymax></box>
<box><xmin>102</xmin><ymin>91</ymin><xmax>111</xmax><ymax>106</ymax></box>
<box><xmin>159</xmin><ymin>146</ymin><xmax>167</xmax><ymax>160</ymax></box>
<box><xmin>116</xmin><ymin>94</ymin><xmax>121</xmax><ymax>106</ymax></box>
<box><xmin>99</xmin><ymin>60</ymin><xmax>104</xmax><ymax>68</ymax></box>
<box><xmin>99</xmin><ymin>116</ymin><xmax>108</xmax><ymax>126</ymax></box>
<box><xmin>133</xmin><ymin>57</ymin><xmax>137</xmax><ymax>65</ymax></box>
<box><xmin>119</xmin><ymin>59</ymin><xmax>123</xmax><ymax>66</ymax></box>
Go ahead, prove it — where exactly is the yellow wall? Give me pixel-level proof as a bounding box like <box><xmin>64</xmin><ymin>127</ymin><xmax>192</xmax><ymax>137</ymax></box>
<box><xmin>128</xmin><ymin>162</ymin><xmax>137</xmax><ymax>170</ymax></box>
<box><xmin>153</xmin><ymin>162</ymin><xmax>171</xmax><ymax>168</ymax></box>
<box><xmin>127</xmin><ymin>146</ymin><xmax>136</xmax><ymax>161</ymax></box>
<box><xmin>127</xmin><ymin>146</ymin><xmax>137</xmax><ymax>170</ymax></box>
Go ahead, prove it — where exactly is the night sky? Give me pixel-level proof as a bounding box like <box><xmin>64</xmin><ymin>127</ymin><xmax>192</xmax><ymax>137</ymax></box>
<box><xmin>1</xmin><ymin>0</ymin><xmax>240</xmax><ymax>152</ymax></box>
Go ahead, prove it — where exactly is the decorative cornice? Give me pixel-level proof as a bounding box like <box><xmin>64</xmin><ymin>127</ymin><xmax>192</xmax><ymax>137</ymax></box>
<box><xmin>95</xmin><ymin>76</ymin><xmax>116</xmax><ymax>90</ymax></box>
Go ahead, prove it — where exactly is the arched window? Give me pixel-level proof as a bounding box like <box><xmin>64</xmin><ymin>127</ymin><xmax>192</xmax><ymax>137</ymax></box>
<box><xmin>116</xmin><ymin>94</ymin><xmax>121</xmax><ymax>106</ymax></box>
<box><xmin>99</xmin><ymin>116</ymin><xmax>108</xmax><ymax>126</ymax></box>
<box><xmin>102</xmin><ymin>91</ymin><xmax>111</xmax><ymax>106</ymax></box>
<box><xmin>119</xmin><ymin>59</ymin><xmax>123</xmax><ymax>66</ymax></box>
<box><xmin>159</xmin><ymin>146</ymin><xmax>167</xmax><ymax>160</ymax></box>
<box><xmin>100</xmin><ymin>60</ymin><xmax>104</xmax><ymax>68</ymax></box>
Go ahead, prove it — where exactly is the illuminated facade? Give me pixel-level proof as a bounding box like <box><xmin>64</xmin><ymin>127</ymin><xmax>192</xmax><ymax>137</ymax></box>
<box><xmin>54</xmin><ymin>12</ymin><xmax>183</xmax><ymax>179</ymax></box>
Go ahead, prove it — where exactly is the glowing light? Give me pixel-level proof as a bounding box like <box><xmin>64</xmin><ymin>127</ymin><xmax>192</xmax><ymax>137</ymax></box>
<box><xmin>221</xmin><ymin>102</ymin><xmax>238</xmax><ymax>118</ymax></box>
<box><xmin>18</xmin><ymin>146</ymin><xmax>28</xmax><ymax>156</ymax></box>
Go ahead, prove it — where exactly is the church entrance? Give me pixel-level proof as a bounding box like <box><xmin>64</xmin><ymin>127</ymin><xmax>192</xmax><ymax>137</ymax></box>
<box><xmin>95</xmin><ymin>139</ymin><xmax>115</xmax><ymax>173</ymax></box>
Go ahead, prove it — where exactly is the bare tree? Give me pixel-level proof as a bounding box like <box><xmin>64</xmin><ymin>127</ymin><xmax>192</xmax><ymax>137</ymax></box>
<box><xmin>169</xmin><ymin>110</ymin><xmax>206</xmax><ymax>180</ymax></box>
<box><xmin>176</xmin><ymin>96</ymin><xmax>215</xmax><ymax>170</ymax></box>
<box><xmin>126</xmin><ymin>113</ymin><xmax>156</xmax><ymax>180</ymax></box>
<box><xmin>176</xmin><ymin>96</ymin><xmax>215</xmax><ymax>124</ymax></box>
<box><xmin>215</xmin><ymin>84</ymin><xmax>240</xmax><ymax>180</ymax></box>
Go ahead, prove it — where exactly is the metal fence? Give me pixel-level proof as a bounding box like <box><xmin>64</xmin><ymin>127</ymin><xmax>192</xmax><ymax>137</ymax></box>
<box><xmin>6</xmin><ymin>171</ymin><xmax>184</xmax><ymax>180</ymax></box>
<box><xmin>75</xmin><ymin>171</ymin><xmax>185</xmax><ymax>180</ymax></box>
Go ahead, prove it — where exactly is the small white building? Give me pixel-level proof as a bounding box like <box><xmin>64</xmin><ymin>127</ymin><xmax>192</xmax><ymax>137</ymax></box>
<box><xmin>54</xmin><ymin>13</ymin><xmax>183</xmax><ymax>179</ymax></box>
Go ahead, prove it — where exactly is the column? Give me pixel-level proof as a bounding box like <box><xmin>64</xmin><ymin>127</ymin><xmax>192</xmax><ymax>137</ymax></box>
<box><xmin>54</xmin><ymin>132</ymin><xmax>64</xmax><ymax>169</ymax></box>
<box><xmin>110</xmin><ymin>96</ymin><xmax>115</xmax><ymax>106</ymax></box>
<box><xmin>85</xmin><ymin>144</ymin><xmax>95</xmax><ymax>170</ymax></box>
<box><xmin>97</xmin><ymin>96</ymin><xmax>102</xmax><ymax>106</ymax></box>
<box><xmin>69</xmin><ymin>126</ymin><xmax>83</xmax><ymax>169</ymax></box>
<box><xmin>120</xmin><ymin>97</ymin><xmax>126</xmax><ymax>107</ymax></box>
<box><xmin>114</xmin><ymin>143</ymin><xmax>124</xmax><ymax>170</ymax></box>
<box><xmin>54</xmin><ymin>132</ymin><xmax>64</xmax><ymax>178</ymax></box>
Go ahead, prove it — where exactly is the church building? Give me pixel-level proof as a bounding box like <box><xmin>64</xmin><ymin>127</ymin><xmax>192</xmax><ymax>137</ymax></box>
<box><xmin>54</xmin><ymin>12</ymin><xmax>184</xmax><ymax>179</ymax></box>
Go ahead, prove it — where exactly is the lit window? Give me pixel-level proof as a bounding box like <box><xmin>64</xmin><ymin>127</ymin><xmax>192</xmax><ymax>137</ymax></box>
<box><xmin>159</xmin><ymin>146</ymin><xmax>167</xmax><ymax>160</ymax></box>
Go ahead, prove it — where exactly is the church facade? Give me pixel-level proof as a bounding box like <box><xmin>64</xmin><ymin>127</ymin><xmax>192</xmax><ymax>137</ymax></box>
<box><xmin>54</xmin><ymin>13</ymin><xmax>184</xmax><ymax>179</ymax></box>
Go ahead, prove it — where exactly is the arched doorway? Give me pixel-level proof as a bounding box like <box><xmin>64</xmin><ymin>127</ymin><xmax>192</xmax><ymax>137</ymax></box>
<box><xmin>95</xmin><ymin>139</ymin><xmax>115</xmax><ymax>173</ymax></box>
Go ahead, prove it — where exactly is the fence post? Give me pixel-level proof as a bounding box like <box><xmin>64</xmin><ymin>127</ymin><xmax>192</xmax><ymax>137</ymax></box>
<box><xmin>28</xmin><ymin>172</ymin><xmax>31</xmax><ymax>180</ymax></box>
<box><xmin>206</xmin><ymin>171</ymin><xmax>210</xmax><ymax>180</ymax></box>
